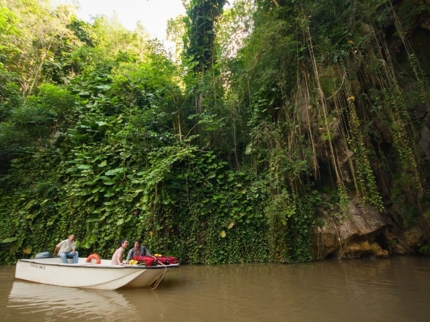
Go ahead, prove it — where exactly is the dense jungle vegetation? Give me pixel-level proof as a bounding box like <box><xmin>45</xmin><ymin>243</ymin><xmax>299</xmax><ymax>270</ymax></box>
<box><xmin>0</xmin><ymin>0</ymin><xmax>429</xmax><ymax>264</ymax></box>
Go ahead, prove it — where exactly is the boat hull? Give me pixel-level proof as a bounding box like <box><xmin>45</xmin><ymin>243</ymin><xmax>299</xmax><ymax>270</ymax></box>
<box><xmin>15</xmin><ymin>258</ymin><xmax>178</xmax><ymax>290</ymax></box>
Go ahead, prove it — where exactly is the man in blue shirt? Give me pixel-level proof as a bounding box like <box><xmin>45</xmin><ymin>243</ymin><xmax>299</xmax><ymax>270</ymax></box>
<box><xmin>126</xmin><ymin>239</ymin><xmax>151</xmax><ymax>262</ymax></box>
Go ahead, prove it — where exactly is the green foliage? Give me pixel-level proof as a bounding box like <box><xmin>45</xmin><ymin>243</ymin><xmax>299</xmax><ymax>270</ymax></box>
<box><xmin>1</xmin><ymin>0</ymin><xmax>430</xmax><ymax>265</ymax></box>
<box><xmin>419</xmin><ymin>244</ymin><xmax>430</xmax><ymax>255</ymax></box>
<box><xmin>167</xmin><ymin>15</ymin><xmax>186</xmax><ymax>62</ymax></box>
<box><xmin>184</xmin><ymin>0</ymin><xmax>226</xmax><ymax>73</ymax></box>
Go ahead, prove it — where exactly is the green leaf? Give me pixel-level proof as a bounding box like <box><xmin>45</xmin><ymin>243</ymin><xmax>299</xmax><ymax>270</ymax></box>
<box><xmin>2</xmin><ymin>237</ymin><xmax>17</xmax><ymax>243</ymax></box>
<box><xmin>96</xmin><ymin>85</ymin><xmax>111</xmax><ymax>90</ymax></box>
<box><xmin>98</xmin><ymin>161</ymin><xmax>107</xmax><ymax>167</ymax></box>
<box><xmin>105</xmin><ymin>168</ymin><xmax>124</xmax><ymax>176</ymax></box>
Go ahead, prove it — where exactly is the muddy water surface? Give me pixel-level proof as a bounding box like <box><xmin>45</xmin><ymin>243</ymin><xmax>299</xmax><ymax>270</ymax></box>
<box><xmin>1</xmin><ymin>257</ymin><xmax>429</xmax><ymax>321</ymax></box>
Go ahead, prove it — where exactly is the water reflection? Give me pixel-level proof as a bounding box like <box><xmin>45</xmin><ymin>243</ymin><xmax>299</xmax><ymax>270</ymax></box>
<box><xmin>8</xmin><ymin>281</ymin><xmax>167</xmax><ymax>321</ymax></box>
<box><xmin>8</xmin><ymin>281</ymin><xmax>134</xmax><ymax>321</ymax></box>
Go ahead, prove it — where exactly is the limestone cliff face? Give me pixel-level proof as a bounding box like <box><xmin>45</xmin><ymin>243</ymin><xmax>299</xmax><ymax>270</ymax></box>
<box><xmin>317</xmin><ymin>199</ymin><xmax>387</xmax><ymax>259</ymax></box>
<box><xmin>315</xmin><ymin>198</ymin><xmax>427</xmax><ymax>259</ymax></box>
<box><xmin>313</xmin><ymin>0</ymin><xmax>430</xmax><ymax>260</ymax></box>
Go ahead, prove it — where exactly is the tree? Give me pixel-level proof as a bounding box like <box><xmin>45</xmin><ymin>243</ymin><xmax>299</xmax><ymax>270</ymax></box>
<box><xmin>184</xmin><ymin>0</ymin><xmax>227</xmax><ymax>74</ymax></box>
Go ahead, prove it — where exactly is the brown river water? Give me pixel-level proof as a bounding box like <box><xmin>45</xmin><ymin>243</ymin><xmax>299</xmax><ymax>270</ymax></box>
<box><xmin>0</xmin><ymin>257</ymin><xmax>429</xmax><ymax>321</ymax></box>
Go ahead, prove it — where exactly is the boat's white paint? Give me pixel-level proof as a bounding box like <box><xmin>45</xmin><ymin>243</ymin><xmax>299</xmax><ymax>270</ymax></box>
<box><xmin>15</xmin><ymin>257</ymin><xmax>178</xmax><ymax>290</ymax></box>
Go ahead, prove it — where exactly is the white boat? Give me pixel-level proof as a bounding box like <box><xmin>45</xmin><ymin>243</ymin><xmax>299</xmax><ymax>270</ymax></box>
<box><xmin>15</xmin><ymin>257</ymin><xmax>179</xmax><ymax>290</ymax></box>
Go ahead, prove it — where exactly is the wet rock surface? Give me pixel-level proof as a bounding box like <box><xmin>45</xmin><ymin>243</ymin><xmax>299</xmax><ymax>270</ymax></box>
<box><xmin>316</xmin><ymin>197</ymin><xmax>428</xmax><ymax>259</ymax></box>
<box><xmin>318</xmin><ymin>198</ymin><xmax>388</xmax><ymax>259</ymax></box>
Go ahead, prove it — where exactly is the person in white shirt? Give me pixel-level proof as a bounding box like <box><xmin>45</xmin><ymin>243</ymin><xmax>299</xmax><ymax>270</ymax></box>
<box><xmin>111</xmin><ymin>239</ymin><xmax>129</xmax><ymax>265</ymax></box>
<box><xmin>53</xmin><ymin>234</ymin><xmax>78</xmax><ymax>264</ymax></box>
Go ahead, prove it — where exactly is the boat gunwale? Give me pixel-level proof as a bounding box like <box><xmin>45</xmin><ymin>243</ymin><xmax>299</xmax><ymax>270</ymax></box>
<box><xmin>17</xmin><ymin>259</ymin><xmax>179</xmax><ymax>270</ymax></box>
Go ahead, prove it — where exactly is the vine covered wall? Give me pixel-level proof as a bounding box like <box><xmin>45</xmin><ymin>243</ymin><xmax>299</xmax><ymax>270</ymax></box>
<box><xmin>0</xmin><ymin>0</ymin><xmax>429</xmax><ymax>264</ymax></box>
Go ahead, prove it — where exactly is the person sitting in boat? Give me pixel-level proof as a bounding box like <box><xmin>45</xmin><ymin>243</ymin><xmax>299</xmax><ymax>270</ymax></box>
<box><xmin>126</xmin><ymin>239</ymin><xmax>151</xmax><ymax>263</ymax></box>
<box><xmin>111</xmin><ymin>239</ymin><xmax>129</xmax><ymax>265</ymax></box>
<box><xmin>53</xmin><ymin>234</ymin><xmax>78</xmax><ymax>264</ymax></box>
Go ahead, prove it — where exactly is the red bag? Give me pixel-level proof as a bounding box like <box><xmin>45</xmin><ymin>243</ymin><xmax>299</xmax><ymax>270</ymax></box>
<box><xmin>133</xmin><ymin>256</ymin><xmax>157</xmax><ymax>266</ymax></box>
<box><xmin>154</xmin><ymin>256</ymin><xmax>179</xmax><ymax>265</ymax></box>
<box><xmin>133</xmin><ymin>255</ymin><xmax>179</xmax><ymax>266</ymax></box>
